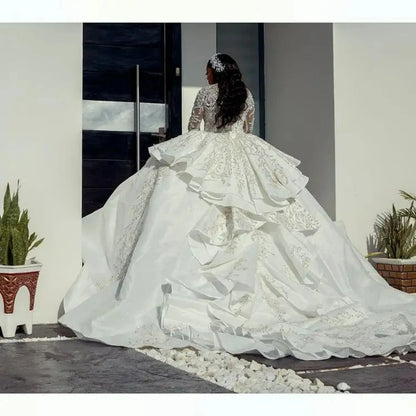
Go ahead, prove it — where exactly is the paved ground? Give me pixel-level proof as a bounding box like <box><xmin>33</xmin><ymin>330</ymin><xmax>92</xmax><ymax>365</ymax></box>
<box><xmin>1</xmin><ymin>324</ymin><xmax>416</xmax><ymax>393</ymax></box>
<box><xmin>238</xmin><ymin>352</ymin><xmax>416</xmax><ymax>393</ymax></box>
<box><xmin>0</xmin><ymin>325</ymin><xmax>228</xmax><ymax>393</ymax></box>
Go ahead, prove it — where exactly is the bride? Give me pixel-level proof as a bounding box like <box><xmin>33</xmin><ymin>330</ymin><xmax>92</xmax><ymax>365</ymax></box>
<box><xmin>59</xmin><ymin>53</ymin><xmax>416</xmax><ymax>360</ymax></box>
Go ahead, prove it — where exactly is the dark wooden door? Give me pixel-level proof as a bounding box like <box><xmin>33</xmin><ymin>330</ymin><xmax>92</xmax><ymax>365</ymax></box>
<box><xmin>82</xmin><ymin>23</ymin><xmax>181</xmax><ymax>217</ymax></box>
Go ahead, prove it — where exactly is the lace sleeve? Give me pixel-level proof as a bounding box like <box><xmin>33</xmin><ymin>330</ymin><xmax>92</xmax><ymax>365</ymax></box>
<box><xmin>188</xmin><ymin>88</ymin><xmax>205</xmax><ymax>131</ymax></box>
<box><xmin>243</xmin><ymin>90</ymin><xmax>255</xmax><ymax>134</ymax></box>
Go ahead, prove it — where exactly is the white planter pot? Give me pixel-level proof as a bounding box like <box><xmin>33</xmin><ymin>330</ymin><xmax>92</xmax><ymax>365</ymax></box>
<box><xmin>372</xmin><ymin>257</ymin><xmax>416</xmax><ymax>265</ymax></box>
<box><xmin>0</xmin><ymin>258</ymin><xmax>42</xmax><ymax>338</ymax></box>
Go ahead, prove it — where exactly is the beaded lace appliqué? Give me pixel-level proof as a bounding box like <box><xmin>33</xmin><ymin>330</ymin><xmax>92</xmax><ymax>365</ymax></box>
<box><xmin>188</xmin><ymin>84</ymin><xmax>255</xmax><ymax>134</ymax></box>
<box><xmin>112</xmin><ymin>166</ymin><xmax>159</xmax><ymax>283</ymax></box>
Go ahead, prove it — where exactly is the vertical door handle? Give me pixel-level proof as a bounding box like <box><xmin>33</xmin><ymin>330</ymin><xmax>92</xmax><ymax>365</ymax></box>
<box><xmin>135</xmin><ymin>65</ymin><xmax>140</xmax><ymax>170</ymax></box>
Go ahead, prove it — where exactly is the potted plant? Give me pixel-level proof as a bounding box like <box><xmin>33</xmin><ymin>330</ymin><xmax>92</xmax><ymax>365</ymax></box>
<box><xmin>0</xmin><ymin>182</ymin><xmax>44</xmax><ymax>338</ymax></box>
<box><xmin>367</xmin><ymin>190</ymin><xmax>416</xmax><ymax>293</ymax></box>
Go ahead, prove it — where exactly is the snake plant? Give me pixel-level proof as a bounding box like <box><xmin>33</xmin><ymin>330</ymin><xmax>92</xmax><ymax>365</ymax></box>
<box><xmin>0</xmin><ymin>182</ymin><xmax>44</xmax><ymax>266</ymax></box>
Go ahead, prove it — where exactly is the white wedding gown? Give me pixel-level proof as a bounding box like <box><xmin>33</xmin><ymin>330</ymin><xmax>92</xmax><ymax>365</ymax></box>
<box><xmin>59</xmin><ymin>84</ymin><xmax>416</xmax><ymax>360</ymax></box>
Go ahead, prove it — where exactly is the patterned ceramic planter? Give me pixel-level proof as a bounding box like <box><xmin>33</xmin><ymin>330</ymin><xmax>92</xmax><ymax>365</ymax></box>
<box><xmin>0</xmin><ymin>259</ymin><xmax>42</xmax><ymax>338</ymax></box>
<box><xmin>373</xmin><ymin>258</ymin><xmax>416</xmax><ymax>294</ymax></box>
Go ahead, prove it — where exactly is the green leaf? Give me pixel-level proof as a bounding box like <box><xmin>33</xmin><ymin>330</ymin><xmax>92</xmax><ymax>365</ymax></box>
<box><xmin>28</xmin><ymin>237</ymin><xmax>44</xmax><ymax>252</ymax></box>
<box><xmin>0</xmin><ymin>182</ymin><xmax>44</xmax><ymax>265</ymax></box>
<box><xmin>0</xmin><ymin>227</ymin><xmax>10</xmax><ymax>265</ymax></box>
<box><xmin>399</xmin><ymin>207</ymin><xmax>416</xmax><ymax>219</ymax></box>
<box><xmin>400</xmin><ymin>190</ymin><xmax>416</xmax><ymax>202</ymax></box>
<box><xmin>3</xmin><ymin>188</ymin><xmax>21</xmax><ymax>227</ymax></box>
<box><xmin>28</xmin><ymin>232</ymin><xmax>37</xmax><ymax>247</ymax></box>
<box><xmin>406</xmin><ymin>244</ymin><xmax>416</xmax><ymax>259</ymax></box>
<box><xmin>10</xmin><ymin>227</ymin><xmax>26</xmax><ymax>265</ymax></box>
<box><xmin>365</xmin><ymin>251</ymin><xmax>385</xmax><ymax>258</ymax></box>
<box><xmin>17</xmin><ymin>209</ymin><xmax>29</xmax><ymax>252</ymax></box>
<box><xmin>371</xmin><ymin>200</ymin><xmax>416</xmax><ymax>259</ymax></box>
<box><xmin>3</xmin><ymin>183</ymin><xmax>11</xmax><ymax>215</ymax></box>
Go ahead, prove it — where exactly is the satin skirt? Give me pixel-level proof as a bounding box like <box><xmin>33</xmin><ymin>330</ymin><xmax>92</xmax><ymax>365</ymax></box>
<box><xmin>59</xmin><ymin>129</ymin><xmax>416</xmax><ymax>360</ymax></box>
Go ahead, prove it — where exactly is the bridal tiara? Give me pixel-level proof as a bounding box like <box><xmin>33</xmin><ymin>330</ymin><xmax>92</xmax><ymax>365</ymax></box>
<box><xmin>209</xmin><ymin>53</ymin><xmax>225</xmax><ymax>72</ymax></box>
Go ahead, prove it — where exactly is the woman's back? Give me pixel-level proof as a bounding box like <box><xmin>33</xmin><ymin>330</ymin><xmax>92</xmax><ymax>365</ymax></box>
<box><xmin>188</xmin><ymin>84</ymin><xmax>255</xmax><ymax>134</ymax></box>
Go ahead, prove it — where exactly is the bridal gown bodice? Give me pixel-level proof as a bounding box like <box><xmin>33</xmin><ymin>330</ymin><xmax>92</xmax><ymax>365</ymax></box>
<box><xmin>59</xmin><ymin>84</ymin><xmax>416</xmax><ymax>360</ymax></box>
<box><xmin>187</xmin><ymin>84</ymin><xmax>255</xmax><ymax>134</ymax></box>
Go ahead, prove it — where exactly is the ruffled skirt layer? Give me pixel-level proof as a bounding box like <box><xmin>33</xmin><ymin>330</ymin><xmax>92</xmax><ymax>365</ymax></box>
<box><xmin>59</xmin><ymin>130</ymin><xmax>416</xmax><ymax>360</ymax></box>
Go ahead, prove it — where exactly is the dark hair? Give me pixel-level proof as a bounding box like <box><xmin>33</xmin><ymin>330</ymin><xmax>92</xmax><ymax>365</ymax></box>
<box><xmin>207</xmin><ymin>54</ymin><xmax>247</xmax><ymax>129</ymax></box>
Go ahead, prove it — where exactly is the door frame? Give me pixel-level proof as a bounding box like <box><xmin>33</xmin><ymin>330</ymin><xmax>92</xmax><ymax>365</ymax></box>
<box><xmin>165</xmin><ymin>23</ymin><xmax>182</xmax><ymax>139</ymax></box>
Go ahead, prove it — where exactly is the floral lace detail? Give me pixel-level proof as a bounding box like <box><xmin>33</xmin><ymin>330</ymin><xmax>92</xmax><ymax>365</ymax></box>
<box><xmin>317</xmin><ymin>306</ymin><xmax>368</xmax><ymax>327</ymax></box>
<box><xmin>126</xmin><ymin>323</ymin><xmax>171</xmax><ymax>348</ymax></box>
<box><xmin>291</xmin><ymin>245</ymin><xmax>312</xmax><ymax>272</ymax></box>
<box><xmin>231</xmin><ymin>207</ymin><xmax>265</xmax><ymax>231</ymax></box>
<box><xmin>257</xmin><ymin>273</ymin><xmax>289</xmax><ymax>322</ymax></box>
<box><xmin>188</xmin><ymin>84</ymin><xmax>255</xmax><ymax>134</ymax></box>
<box><xmin>259</xmin><ymin>267</ymin><xmax>291</xmax><ymax>298</ymax></box>
<box><xmin>281</xmin><ymin>201</ymin><xmax>320</xmax><ymax>231</ymax></box>
<box><xmin>229</xmin><ymin>293</ymin><xmax>252</xmax><ymax>314</ymax></box>
<box><xmin>159</xmin><ymin>130</ymin><xmax>203</xmax><ymax>155</ymax></box>
<box><xmin>177</xmin><ymin>132</ymin><xmax>263</xmax><ymax>199</ymax></box>
<box><xmin>91</xmin><ymin>274</ymin><xmax>116</xmax><ymax>291</ymax></box>
<box><xmin>265</xmin><ymin>200</ymin><xmax>320</xmax><ymax>232</ymax></box>
<box><xmin>237</xmin><ymin>304</ymin><xmax>416</xmax><ymax>356</ymax></box>
<box><xmin>224</xmin><ymin>233</ymin><xmax>242</xmax><ymax>255</ymax></box>
<box><xmin>194</xmin><ymin>206</ymin><xmax>268</xmax><ymax>250</ymax></box>
<box><xmin>112</xmin><ymin>166</ymin><xmax>159</xmax><ymax>283</ymax></box>
<box><xmin>155</xmin><ymin>165</ymin><xmax>175</xmax><ymax>185</ymax></box>
<box><xmin>247</xmin><ymin>229</ymin><xmax>292</xmax><ymax>319</ymax></box>
<box><xmin>283</xmin><ymin>313</ymin><xmax>415</xmax><ymax>353</ymax></box>
<box><xmin>228</xmin><ymin>257</ymin><xmax>249</xmax><ymax>281</ymax></box>
<box><xmin>250</xmin><ymin>229</ymin><xmax>276</xmax><ymax>262</ymax></box>
<box><xmin>208</xmin><ymin>207</ymin><xmax>232</xmax><ymax>245</ymax></box>
<box><xmin>152</xmin><ymin>104</ymin><xmax>310</xmax><ymax>216</ymax></box>
<box><xmin>241</xmin><ymin>138</ymin><xmax>292</xmax><ymax>187</ymax></box>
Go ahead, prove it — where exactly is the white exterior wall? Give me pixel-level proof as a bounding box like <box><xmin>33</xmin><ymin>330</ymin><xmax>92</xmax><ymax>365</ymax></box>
<box><xmin>0</xmin><ymin>24</ymin><xmax>83</xmax><ymax>323</ymax></box>
<box><xmin>181</xmin><ymin>23</ymin><xmax>216</xmax><ymax>132</ymax></box>
<box><xmin>264</xmin><ymin>24</ymin><xmax>336</xmax><ymax>219</ymax></box>
<box><xmin>333</xmin><ymin>24</ymin><xmax>416</xmax><ymax>253</ymax></box>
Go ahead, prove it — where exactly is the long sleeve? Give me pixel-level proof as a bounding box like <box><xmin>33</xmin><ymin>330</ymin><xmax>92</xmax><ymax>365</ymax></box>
<box><xmin>188</xmin><ymin>88</ymin><xmax>205</xmax><ymax>131</ymax></box>
<box><xmin>243</xmin><ymin>90</ymin><xmax>255</xmax><ymax>134</ymax></box>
